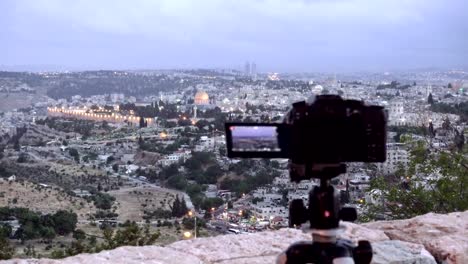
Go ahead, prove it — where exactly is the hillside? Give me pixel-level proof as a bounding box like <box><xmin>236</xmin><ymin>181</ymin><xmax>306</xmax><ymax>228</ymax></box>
<box><xmin>0</xmin><ymin>180</ymin><xmax>96</xmax><ymax>220</ymax></box>
<box><xmin>109</xmin><ymin>185</ymin><xmax>177</xmax><ymax>222</ymax></box>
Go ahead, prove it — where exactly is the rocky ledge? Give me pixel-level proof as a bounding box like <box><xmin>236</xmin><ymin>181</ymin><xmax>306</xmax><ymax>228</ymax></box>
<box><xmin>3</xmin><ymin>211</ymin><xmax>467</xmax><ymax>264</ymax></box>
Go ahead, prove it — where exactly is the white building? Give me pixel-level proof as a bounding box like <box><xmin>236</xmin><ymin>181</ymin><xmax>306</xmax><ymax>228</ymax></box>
<box><xmin>195</xmin><ymin>136</ymin><xmax>215</xmax><ymax>152</ymax></box>
<box><xmin>251</xmin><ymin>202</ymin><xmax>288</xmax><ymax>220</ymax></box>
<box><xmin>387</xmin><ymin>100</ymin><xmax>406</xmax><ymax>126</ymax></box>
<box><xmin>377</xmin><ymin>143</ymin><xmax>409</xmax><ymax>174</ymax></box>
<box><xmin>160</xmin><ymin>150</ymin><xmax>191</xmax><ymax>166</ymax></box>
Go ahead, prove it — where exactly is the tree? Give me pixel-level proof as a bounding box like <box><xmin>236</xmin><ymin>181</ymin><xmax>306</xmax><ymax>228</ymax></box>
<box><xmin>454</xmin><ymin>130</ymin><xmax>465</xmax><ymax>152</ymax></box>
<box><xmin>182</xmin><ymin>216</ymin><xmax>204</xmax><ymax>230</ymax></box>
<box><xmin>171</xmin><ymin>195</ymin><xmax>181</xmax><ymax>217</ymax></box>
<box><xmin>13</xmin><ymin>140</ymin><xmax>20</xmax><ymax>151</ymax></box>
<box><xmin>102</xmin><ymin>120</ymin><xmax>110</xmax><ymax>130</ymax></box>
<box><xmin>171</xmin><ymin>195</ymin><xmax>189</xmax><ymax>217</ymax></box>
<box><xmin>106</xmin><ymin>156</ymin><xmax>115</xmax><ymax>164</ymax></box>
<box><xmin>180</xmin><ymin>197</ymin><xmax>188</xmax><ymax>216</ymax></box>
<box><xmin>448</xmin><ymin>83</ymin><xmax>453</xmax><ymax>89</ymax></box>
<box><xmin>40</xmin><ymin>227</ymin><xmax>56</xmax><ymax>241</ymax></box>
<box><xmin>96</xmin><ymin>223</ymin><xmax>159</xmax><ymax>251</ymax></box>
<box><xmin>364</xmin><ymin>143</ymin><xmax>467</xmax><ymax>221</ymax></box>
<box><xmin>442</xmin><ymin>117</ymin><xmax>451</xmax><ymax>130</ymax></box>
<box><xmin>427</xmin><ymin>93</ymin><xmax>434</xmax><ymax>105</ymax></box>
<box><xmin>51</xmin><ymin>210</ymin><xmax>77</xmax><ymax>235</ymax></box>
<box><xmin>160</xmin><ymin>164</ymin><xmax>179</xmax><ymax>179</ymax></box>
<box><xmin>112</xmin><ymin>164</ymin><xmax>119</xmax><ymax>173</ymax></box>
<box><xmin>92</xmin><ymin>193</ymin><xmax>115</xmax><ymax>210</ymax></box>
<box><xmin>73</xmin><ymin>229</ymin><xmax>86</xmax><ymax>240</ymax></box>
<box><xmin>0</xmin><ymin>224</ymin><xmax>12</xmax><ymax>238</ymax></box>
<box><xmin>68</xmin><ymin>148</ymin><xmax>80</xmax><ymax>163</ymax></box>
<box><xmin>23</xmin><ymin>244</ymin><xmax>36</xmax><ymax>257</ymax></box>
<box><xmin>200</xmin><ymin>197</ymin><xmax>223</xmax><ymax>211</ymax></box>
<box><xmin>204</xmin><ymin>164</ymin><xmax>223</xmax><ymax>184</ymax></box>
<box><xmin>139</xmin><ymin>116</ymin><xmax>147</xmax><ymax>128</ymax></box>
<box><xmin>428</xmin><ymin>122</ymin><xmax>435</xmax><ymax>138</ymax></box>
<box><xmin>17</xmin><ymin>153</ymin><xmax>28</xmax><ymax>163</ymax></box>
<box><xmin>50</xmin><ymin>249</ymin><xmax>67</xmax><ymax>259</ymax></box>
<box><xmin>184</xmin><ymin>157</ymin><xmax>202</xmax><ymax>171</ymax></box>
<box><xmin>177</xmin><ymin>118</ymin><xmax>191</xmax><ymax>126</ymax></box>
<box><xmin>0</xmin><ymin>236</ymin><xmax>14</xmax><ymax>260</ymax></box>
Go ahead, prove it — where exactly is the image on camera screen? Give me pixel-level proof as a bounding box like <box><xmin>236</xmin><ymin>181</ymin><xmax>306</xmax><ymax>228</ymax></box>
<box><xmin>230</xmin><ymin>126</ymin><xmax>280</xmax><ymax>152</ymax></box>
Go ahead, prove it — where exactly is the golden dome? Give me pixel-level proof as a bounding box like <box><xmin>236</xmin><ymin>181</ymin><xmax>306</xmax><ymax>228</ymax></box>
<box><xmin>194</xmin><ymin>91</ymin><xmax>209</xmax><ymax>105</ymax></box>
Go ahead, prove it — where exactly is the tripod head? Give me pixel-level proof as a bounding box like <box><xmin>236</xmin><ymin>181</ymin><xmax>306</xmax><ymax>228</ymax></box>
<box><xmin>289</xmin><ymin>163</ymin><xmax>356</xmax><ymax>231</ymax></box>
<box><xmin>279</xmin><ymin>164</ymin><xmax>373</xmax><ymax>264</ymax></box>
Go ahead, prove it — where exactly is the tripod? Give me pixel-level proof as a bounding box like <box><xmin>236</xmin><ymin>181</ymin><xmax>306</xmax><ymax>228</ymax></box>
<box><xmin>277</xmin><ymin>164</ymin><xmax>373</xmax><ymax>264</ymax></box>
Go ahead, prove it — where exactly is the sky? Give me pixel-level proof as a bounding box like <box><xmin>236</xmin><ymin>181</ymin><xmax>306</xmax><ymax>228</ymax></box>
<box><xmin>232</xmin><ymin>126</ymin><xmax>277</xmax><ymax>138</ymax></box>
<box><xmin>1</xmin><ymin>0</ymin><xmax>467</xmax><ymax>72</ymax></box>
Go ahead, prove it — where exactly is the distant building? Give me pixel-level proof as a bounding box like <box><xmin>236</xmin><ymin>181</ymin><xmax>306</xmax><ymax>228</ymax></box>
<box><xmin>312</xmin><ymin>85</ymin><xmax>323</xmax><ymax>95</ymax></box>
<box><xmin>389</xmin><ymin>100</ymin><xmax>404</xmax><ymax>118</ymax></box>
<box><xmin>244</xmin><ymin>61</ymin><xmax>251</xmax><ymax>76</ymax></box>
<box><xmin>7</xmin><ymin>175</ymin><xmax>16</xmax><ymax>182</ymax></box>
<box><xmin>377</xmin><ymin>143</ymin><xmax>409</xmax><ymax>174</ymax></box>
<box><xmin>194</xmin><ymin>91</ymin><xmax>210</xmax><ymax>105</ymax></box>
<box><xmin>251</xmin><ymin>62</ymin><xmax>257</xmax><ymax>76</ymax></box>
<box><xmin>110</xmin><ymin>93</ymin><xmax>125</xmax><ymax>103</ymax></box>
<box><xmin>160</xmin><ymin>150</ymin><xmax>191</xmax><ymax>166</ymax></box>
<box><xmin>251</xmin><ymin>202</ymin><xmax>288</xmax><ymax>220</ymax></box>
<box><xmin>73</xmin><ymin>189</ymin><xmax>91</xmax><ymax>197</ymax></box>
<box><xmin>205</xmin><ymin>184</ymin><xmax>218</xmax><ymax>198</ymax></box>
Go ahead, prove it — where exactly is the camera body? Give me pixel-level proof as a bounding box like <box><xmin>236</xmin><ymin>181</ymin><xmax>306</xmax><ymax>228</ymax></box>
<box><xmin>225</xmin><ymin>95</ymin><xmax>387</xmax><ymax>181</ymax></box>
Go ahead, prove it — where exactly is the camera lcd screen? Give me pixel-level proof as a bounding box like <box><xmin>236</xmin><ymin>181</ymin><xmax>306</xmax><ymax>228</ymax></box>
<box><xmin>230</xmin><ymin>125</ymin><xmax>280</xmax><ymax>152</ymax></box>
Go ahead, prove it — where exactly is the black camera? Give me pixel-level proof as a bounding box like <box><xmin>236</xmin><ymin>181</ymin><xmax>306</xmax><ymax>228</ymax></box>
<box><xmin>225</xmin><ymin>95</ymin><xmax>387</xmax><ymax>181</ymax></box>
<box><xmin>224</xmin><ymin>95</ymin><xmax>386</xmax><ymax>263</ymax></box>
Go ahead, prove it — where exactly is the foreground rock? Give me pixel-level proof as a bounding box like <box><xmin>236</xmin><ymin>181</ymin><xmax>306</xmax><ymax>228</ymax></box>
<box><xmin>4</xmin><ymin>225</ymin><xmax>438</xmax><ymax>264</ymax></box>
<box><xmin>3</xmin><ymin>211</ymin><xmax>467</xmax><ymax>263</ymax></box>
<box><xmin>372</xmin><ymin>240</ymin><xmax>435</xmax><ymax>264</ymax></box>
<box><xmin>364</xmin><ymin>211</ymin><xmax>468</xmax><ymax>264</ymax></box>
<box><xmin>7</xmin><ymin>246</ymin><xmax>204</xmax><ymax>264</ymax></box>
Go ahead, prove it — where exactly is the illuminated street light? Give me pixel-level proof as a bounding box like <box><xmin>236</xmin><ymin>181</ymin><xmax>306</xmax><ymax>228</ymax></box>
<box><xmin>183</xmin><ymin>231</ymin><xmax>192</xmax><ymax>239</ymax></box>
<box><xmin>187</xmin><ymin>211</ymin><xmax>197</xmax><ymax>238</ymax></box>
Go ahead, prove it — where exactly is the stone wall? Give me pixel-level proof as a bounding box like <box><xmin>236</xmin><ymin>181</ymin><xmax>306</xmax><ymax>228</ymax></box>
<box><xmin>3</xmin><ymin>211</ymin><xmax>467</xmax><ymax>264</ymax></box>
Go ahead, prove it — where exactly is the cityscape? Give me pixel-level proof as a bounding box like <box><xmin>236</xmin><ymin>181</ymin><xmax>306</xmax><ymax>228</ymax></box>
<box><xmin>1</xmin><ymin>0</ymin><xmax>467</xmax><ymax>262</ymax></box>
<box><xmin>0</xmin><ymin>68</ymin><xmax>466</xmax><ymax>259</ymax></box>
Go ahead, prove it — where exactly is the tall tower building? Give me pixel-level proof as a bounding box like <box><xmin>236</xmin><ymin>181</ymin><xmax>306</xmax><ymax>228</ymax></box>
<box><xmin>193</xmin><ymin>105</ymin><xmax>197</xmax><ymax>119</ymax></box>
<box><xmin>251</xmin><ymin>62</ymin><xmax>256</xmax><ymax>76</ymax></box>
<box><xmin>244</xmin><ymin>61</ymin><xmax>251</xmax><ymax>76</ymax></box>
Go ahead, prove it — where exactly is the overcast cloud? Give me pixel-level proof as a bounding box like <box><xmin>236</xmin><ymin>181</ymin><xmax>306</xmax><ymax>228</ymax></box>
<box><xmin>1</xmin><ymin>0</ymin><xmax>467</xmax><ymax>72</ymax></box>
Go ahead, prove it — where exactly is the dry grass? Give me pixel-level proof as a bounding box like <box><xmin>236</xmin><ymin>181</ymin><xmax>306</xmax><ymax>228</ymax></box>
<box><xmin>47</xmin><ymin>163</ymin><xmax>107</xmax><ymax>178</ymax></box>
<box><xmin>0</xmin><ymin>180</ymin><xmax>96</xmax><ymax>220</ymax></box>
<box><xmin>109</xmin><ymin>185</ymin><xmax>177</xmax><ymax>222</ymax></box>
